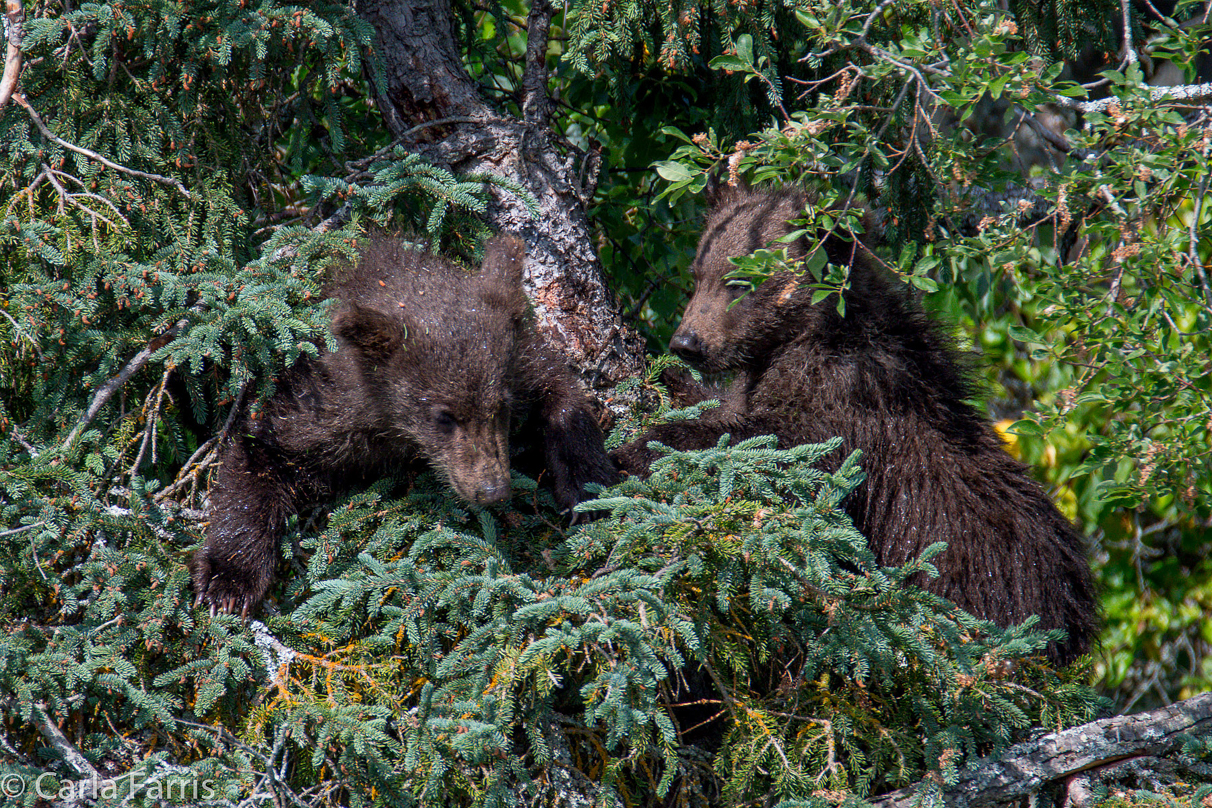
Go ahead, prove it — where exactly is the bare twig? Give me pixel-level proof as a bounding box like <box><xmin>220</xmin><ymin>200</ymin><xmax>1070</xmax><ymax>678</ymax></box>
<box><xmin>342</xmin><ymin>117</ymin><xmax>486</xmax><ymax>172</ymax></box>
<box><xmin>856</xmin><ymin>40</ymin><xmax>950</xmax><ymax>93</ymax></box>
<box><xmin>1120</xmin><ymin>0</ymin><xmax>1139</xmax><ymax>65</ymax></box>
<box><xmin>153</xmin><ymin>381</ymin><xmax>246</xmax><ymax>503</ymax></box>
<box><xmin>42</xmin><ymin>164</ymin><xmax>131</xmax><ymax>231</ymax></box>
<box><xmin>0</xmin><ymin>305</ymin><xmax>43</xmax><ymax>358</ymax></box>
<box><xmin>12</xmin><ymin>93</ymin><xmax>194</xmax><ymax>199</ymax></box>
<box><xmin>1189</xmin><ymin>146</ymin><xmax>1212</xmax><ymax>312</ymax></box>
<box><xmin>153</xmin><ymin>437</ymin><xmax>218</xmax><ymax>502</ymax></box>
<box><xmin>0</xmin><ymin>0</ymin><xmax>23</xmax><ymax>110</ymax></box>
<box><xmin>813</xmin><ymin>20</ymin><xmax>1210</xmax><ymax>118</ymax></box>
<box><xmin>1135</xmin><ymin>0</ymin><xmax>1180</xmax><ymax>26</ymax></box>
<box><xmin>128</xmin><ymin>366</ymin><xmax>172</xmax><ymax>475</ymax></box>
<box><xmin>0</xmin><ymin>521</ymin><xmax>44</xmax><ymax>538</ymax></box>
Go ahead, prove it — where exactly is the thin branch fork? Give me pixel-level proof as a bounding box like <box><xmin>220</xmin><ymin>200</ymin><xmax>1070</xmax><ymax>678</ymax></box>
<box><xmin>871</xmin><ymin>691</ymin><xmax>1212</xmax><ymax>808</ymax></box>
<box><xmin>861</xmin><ymin>0</ymin><xmax>899</xmax><ymax>41</ymax></box>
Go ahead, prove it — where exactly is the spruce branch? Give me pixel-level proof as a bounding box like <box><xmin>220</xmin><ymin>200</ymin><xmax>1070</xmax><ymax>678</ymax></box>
<box><xmin>0</xmin><ymin>305</ymin><xmax>42</xmax><ymax>358</ymax></box>
<box><xmin>39</xmin><ymin>163</ymin><xmax>131</xmax><ymax>233</ymax></box>
<box><xmin>11</xmin><ymin>93</ymin><xmax>194</xmax><ymax>200</ymax></box>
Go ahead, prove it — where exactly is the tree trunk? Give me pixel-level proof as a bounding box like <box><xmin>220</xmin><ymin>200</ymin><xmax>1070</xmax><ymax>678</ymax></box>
<box><xmin>353</xmin><ymin>0</ymin><xmax>644</xmax><ymax>396</ymax></box>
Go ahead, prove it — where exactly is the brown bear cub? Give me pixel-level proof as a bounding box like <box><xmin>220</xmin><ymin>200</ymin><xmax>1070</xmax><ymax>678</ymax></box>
<box><xmin>193</xmin><ymin>235</ymin><xmax>619</xmax><ymax>617</ymax></box>
<box><xmin>613</xmin><ymin>187</ymin><xmax>1098</xmax><ymax>665</ymax></box>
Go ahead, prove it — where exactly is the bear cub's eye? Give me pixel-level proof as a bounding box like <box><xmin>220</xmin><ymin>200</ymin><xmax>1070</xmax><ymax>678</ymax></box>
<box><xmin>725</xmin><ymin>279</ymin><xmax>754</xmax><ymax>301</ymax></box>
<box><xmin>434</xmin><ymin>410</ymin><xmax>457</xmax><ymax>434</ymax></box>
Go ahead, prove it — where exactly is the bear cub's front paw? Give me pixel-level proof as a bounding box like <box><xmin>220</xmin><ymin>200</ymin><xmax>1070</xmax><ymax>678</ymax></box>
<box><xmin>189</xmin><ymin>547</ymin><xmax>272</xmax><ymax>619</ymax></box>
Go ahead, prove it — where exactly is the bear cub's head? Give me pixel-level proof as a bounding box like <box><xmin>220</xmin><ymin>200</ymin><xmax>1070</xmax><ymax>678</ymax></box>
<box><xmin>670</xmin><ymin>187</ymin><xmax>873</xmax><ymax>373</ymax></box>
<box><xmin>330</xmin><ymin>235</ymin><xmax>529</xmax><ymax>506</ymax></box>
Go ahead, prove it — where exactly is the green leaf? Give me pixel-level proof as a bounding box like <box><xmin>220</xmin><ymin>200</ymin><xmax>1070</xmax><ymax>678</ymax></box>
<box><xmin>654</xmin><ymin>161</ymin><xmax>694</xmax><ymax>182</ymax></box>
<box><xmin>804</xmin><ymin>247</ymin><xmax>828</xmax><ymax>275</ymax></box>
<box><xmin>1008</xmin><ymin>324</ymin><xmax>1041</xmax><ymax>343</ymax></box>
<box><xmin>735</xmin><ymin>34</ymin><xmax>754</xmax><ymax>65</ymax></box>
<box><xmin>1009</xmin><ymin>418</ymin><xmax>1044</xmax><ymax>437</ymax></box>
<box><xmin>709</xmin><ymin>55</ymin><xmax>748</xmax><ymax>72</ymax></box>
<box><xmin>988</xmin><ymin>73</ymin><xmax>1010</xmax><ymax>100</ymax></box>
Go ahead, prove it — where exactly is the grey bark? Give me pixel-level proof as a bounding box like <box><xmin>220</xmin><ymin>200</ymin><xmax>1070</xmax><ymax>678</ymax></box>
<box><xmin>353</xmin><ymin>0</ymin><xmax>644</xmax><ymax>395</ymax></box>
<box><xmin>871</xmin><ymin>692</ymin><xmax>1212</xmax><ymax>808</ymax></box>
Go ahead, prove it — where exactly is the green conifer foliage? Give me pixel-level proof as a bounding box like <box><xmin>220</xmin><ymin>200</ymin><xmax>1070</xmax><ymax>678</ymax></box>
<box><xmin>0</xmin><ymin>409</ymin><xmax>1101</xmax><ymax>806</ymax></box>
<box><xmin>175</xmin><ymin>435</ymin><xmax>1092</xmax><ymax>806</ymax></box>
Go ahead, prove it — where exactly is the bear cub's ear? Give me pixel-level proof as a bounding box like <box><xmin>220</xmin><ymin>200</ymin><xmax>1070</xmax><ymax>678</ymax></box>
<box><xmin>479</xmin><ymin>234</ymin><xmax>529</xmax><ymax>319</ymax></box>
<box><xmin>332</xmin><ymin>304</ymin><xmax>407</xmax><ymax>361</ymax></box>
<box><xmin>703</xmin><ymin>168</ymin><xmax>749</xmax><ymax>208</ymax></box>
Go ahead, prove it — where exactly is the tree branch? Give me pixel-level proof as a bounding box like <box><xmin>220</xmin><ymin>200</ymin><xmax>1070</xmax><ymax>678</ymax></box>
<box><xmin>1056</xmin><ymin>81</ymin><xmax>1212</xmax><ymax>113</ymax></box>
<box><xmin>1011</xmin><ymin>105</ymin><xmax>1081</xmax><ymax>156</ymax></box>
<box><xmin>861</xmin><ymin>0</ymin><xmax>898</xmax><ymax>40</ymax></box>
<box><xmin>1120</xmin><ymin>0</ymin><xmax>1140</xmax><ymax>65</ymax></box>
<box><xmin>62</xmin><ymin>316</ymin><xmax>191</xmax><ymax>450</ymax></box>
<box><xmin>871</xmin><ymin>692</ymin><xmax>1212</xmax><ymax>808</ymax></box>
<box><xmin>0</xmin><ymin>0</ymin><xmax>22</xmax><ymax>110</ymax></box>
<box><xmin>355</xmin><ymin>0</ymin><xmax>644</xmax><ymax>392</ymax></box>
<box><xmin>12</xmin><ymin>93</ymin><xmax>194</xmax><ymax>199</ymax></box>
<box><xmin>32</xmin><ymin>703</ymin><xmax>99</xmax><ymax>780</ymax></box>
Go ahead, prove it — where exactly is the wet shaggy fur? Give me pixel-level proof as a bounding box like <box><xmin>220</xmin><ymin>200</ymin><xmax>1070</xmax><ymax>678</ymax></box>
<box><xmin>192</xmin><ymin>235</ymin><xmax>619</xmax><ymax>616</ymax></box>
<box><xmin>613</xmin><ymin>187</ymin><xmax>1098</xmax><ymax>664</ymax></box>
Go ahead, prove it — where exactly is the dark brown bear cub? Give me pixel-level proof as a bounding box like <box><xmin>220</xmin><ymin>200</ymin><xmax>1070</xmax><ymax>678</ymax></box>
<box><xmin>193</xmin><ymin>235</ymin><xmax>618</xmax><ymax>616</ymax></box>
<box><xmin>613</xmin><ymin>187</ymin><xmax>1098</xmax><ymax>665</ymax></box>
